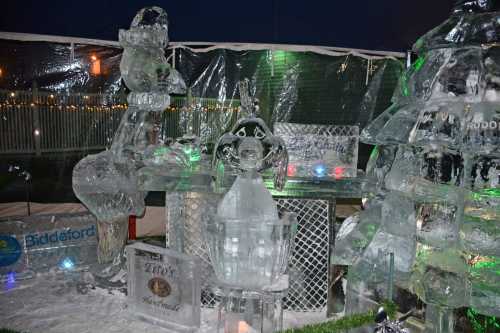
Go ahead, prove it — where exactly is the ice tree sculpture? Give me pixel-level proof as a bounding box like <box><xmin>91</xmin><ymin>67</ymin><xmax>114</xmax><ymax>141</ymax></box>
<box><xmin>73</xmin><ymin>7</ymin><xmax>186</xmax><ymax>265</ymax></box>
<box><xmin>335</xmin><ymin>1</ymin><xmax>500</xmax><ymax>332</ymax></box>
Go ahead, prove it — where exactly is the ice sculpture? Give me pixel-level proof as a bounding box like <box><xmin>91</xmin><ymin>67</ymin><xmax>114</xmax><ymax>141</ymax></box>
<box><xmin>213</xmin><ymin>79</ymin><xmax>289</xmax><ymax>190</ymax></box>
<box><xmin>73</xmin><ymin>7</ymin><xmax>186</xmax><ymax>265</ymax></box>
<box><xmin>335</xmin><ymin>1</ymin><xmax>500</xmax><ymax>332</ymax></box>
<box><xmin>206</xmin><ymin>136</ymin><xmax>297</xmax><ymax>333</ymax></box>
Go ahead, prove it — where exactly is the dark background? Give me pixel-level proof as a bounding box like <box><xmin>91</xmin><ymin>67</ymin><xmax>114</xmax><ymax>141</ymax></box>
<box><xmin>0</xmin><ymin>0</ymin><xmax>455</xmax><ymax>205</ymax></box>
<box><xmin>1</xmin><ymin>0</ymin><xmax>455</xmax><ymax>52</ymax></box>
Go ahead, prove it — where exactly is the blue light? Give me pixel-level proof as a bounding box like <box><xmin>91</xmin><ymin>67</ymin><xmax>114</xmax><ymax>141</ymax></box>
<box><xmin>7</xmin><ymin>272</ymin><xmax>15</xmax><ymax>283</ymax></box>
<box><xmin>4</xmin><ymin>272</ymin><xmax>16</xmax><ymax>291</ymax></box>
<box><xmin>313</xmin><ymin>164</ymin><xmax>327</xmax><ymax>177</ymax></box>
<box><xmin>60</xmin><ymin>258</ymin><xmax>75</xmax><ymax>270</ymax></box>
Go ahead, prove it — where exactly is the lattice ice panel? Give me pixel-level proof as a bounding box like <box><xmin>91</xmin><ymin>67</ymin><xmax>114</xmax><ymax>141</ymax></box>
<box><xmin>276</xmin><ymin>198</ymin><xmax>330</xmax><ymax>312</ymax></box>
<box><xmin>166</xmin><ymin>192</ymin><xmax>220</xmax><ymax>307</ymax></box>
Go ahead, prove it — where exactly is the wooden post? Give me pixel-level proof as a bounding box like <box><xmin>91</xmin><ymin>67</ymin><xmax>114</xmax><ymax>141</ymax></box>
<box><xmin>32</xmin><ymin>81</ymin><xmax>41</xmax><ymax>156</ymax></box>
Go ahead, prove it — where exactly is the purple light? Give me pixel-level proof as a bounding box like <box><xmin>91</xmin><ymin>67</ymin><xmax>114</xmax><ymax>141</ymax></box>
<box><xmin>4</xmin><ymin>272</ymin><xmax>16</xmax><ymax>291</ymax></box>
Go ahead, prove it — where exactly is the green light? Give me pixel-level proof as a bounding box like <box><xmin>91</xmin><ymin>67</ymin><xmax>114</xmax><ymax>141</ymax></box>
<box><xmin>413</xmin><ymin>56</ymin><xmax>426</xmax><ymax>72</ymax></box>
<box><xmin>478</xmin><ymin>188</ymin><xmax>500</xmax><ymax>198</ymax></box>
<box><xmin>369</xmin><ymin>146</ymin><xmax>379</xmax><ymax>160</ymax></box>
<box><xmin>400</xmin><ymin>55</ymin><xmax>425</xmax><ymax>97</ymax></box>
<box><xmin>153</xmin><ymin>146</ymin><xmax>168</xmax><ymax>157</ymax></box>
<box><xmin>182</xmin><ymin>145</ymin><xmax>202</xmax><ymax>163</ymax></box>
<box><xmin>467</xmin><ymin>308</ymin><xmax>500</xmax><ymax>333</ymax></box>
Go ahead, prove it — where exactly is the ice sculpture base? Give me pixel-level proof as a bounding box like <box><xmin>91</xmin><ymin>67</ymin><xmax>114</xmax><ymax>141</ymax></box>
<box><xmin>126</xmin><ymin>242</ymin><xmax>201</xmax><ymax>332</ymax></box>
<box><xmin>213</xmin><ymin>276</ymin><xmax>289</xmax><ymax>333</ymax></box>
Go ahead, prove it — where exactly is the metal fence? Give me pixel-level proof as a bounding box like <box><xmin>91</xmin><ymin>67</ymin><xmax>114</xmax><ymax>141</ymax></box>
<box><xmin>0</xmin><ymin>89</ymin><xmax>240</xmax><ymax>155</ymax></box>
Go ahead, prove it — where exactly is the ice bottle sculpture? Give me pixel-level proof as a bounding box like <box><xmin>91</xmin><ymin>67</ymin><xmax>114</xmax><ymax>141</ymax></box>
<box><xmin>206</xmin><ymin>137</ymin><xmax>297</xmax><ymax>333</ymax></box>
<box><xmin>73</xmin><ymin>7</ymin><xmax>186</xmax><ymax>269</ymax></box>
<box><xmin>335</xmin><ymin>1</ymin><xmax>500</xmax><ymax>332</ymax></box>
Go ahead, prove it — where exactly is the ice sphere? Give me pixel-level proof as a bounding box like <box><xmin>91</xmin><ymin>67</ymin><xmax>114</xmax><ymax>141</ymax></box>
<box><xmin>461</xmin><ymin>217</ymin><xmax>500</xmax><ymax>256</ymax></box>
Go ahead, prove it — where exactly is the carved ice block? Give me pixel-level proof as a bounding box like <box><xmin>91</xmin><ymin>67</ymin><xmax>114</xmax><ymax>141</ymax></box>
<box><xmin>126</xmin><ymin>242</ymin><xmax>201</xmax><ymax>332</ymax></box>
<box><xmin>274</xmin><ymin>123</ymin><xmax>359</xmax><ymax>179</ymax></box>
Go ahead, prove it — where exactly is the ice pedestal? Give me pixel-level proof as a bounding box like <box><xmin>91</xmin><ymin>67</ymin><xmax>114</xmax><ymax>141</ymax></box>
<box><xmin>96</xmin><ymin>217</ymin><xmax>129</xmax><ymax>264</ymax></box>
<box><xmin>215</xmin><ymin>282</ymin><xmax>287</xmax><ymax>333</ymax></box>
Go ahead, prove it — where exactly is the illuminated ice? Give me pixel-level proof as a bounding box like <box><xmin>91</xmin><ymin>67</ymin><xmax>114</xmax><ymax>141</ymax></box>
<box><xmin>339</xmin><ymin>1</ymin><xmax>500</xmax><ymax>330</ymax></box>
<box><xmin>73</xmin><ymin>7</ymin><xmax>186</xmax><ymax>266</ymax></box>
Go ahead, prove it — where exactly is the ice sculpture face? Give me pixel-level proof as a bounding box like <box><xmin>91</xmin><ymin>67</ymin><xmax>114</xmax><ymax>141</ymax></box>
<box><xmin>119</xmin><ymin>7</ymin><xmax>169</xmax><ymax>94</ymax></box>
<box><xmin>206</xmin><ymin>138</ymin><xmax>296</xmax><ymax>290</ymax></box>
<box><xmin>213</xmin><ymin>80</ymin><xmax>288</xmax><ymax>190</ymax></box>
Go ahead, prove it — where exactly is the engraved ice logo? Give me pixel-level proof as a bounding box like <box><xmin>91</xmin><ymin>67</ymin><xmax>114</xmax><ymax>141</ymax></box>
<box><xmin>148</xmin><ymin>277</ymin><xmax>171</xmax><ymax>298</ymax></box>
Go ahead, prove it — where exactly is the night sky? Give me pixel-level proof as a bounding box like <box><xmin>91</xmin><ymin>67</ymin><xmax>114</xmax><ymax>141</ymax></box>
<box><xmin>1</xmin><ymin>1</ymin><xmax>456</xmax><ymax>51</ymax></box>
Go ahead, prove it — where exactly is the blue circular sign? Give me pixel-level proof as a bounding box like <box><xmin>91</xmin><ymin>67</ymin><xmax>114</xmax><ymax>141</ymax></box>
<box><xmin>0</xmin><ymin>235</ymin><xmax>22</xmax><ymax>267</ymax></box>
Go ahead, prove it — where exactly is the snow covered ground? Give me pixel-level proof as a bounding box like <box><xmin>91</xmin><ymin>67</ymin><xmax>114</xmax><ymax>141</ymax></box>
<box><xmin>0</xmin><ymin>271</ymin><xmax>329</xmax><ymax>333</ymax></box>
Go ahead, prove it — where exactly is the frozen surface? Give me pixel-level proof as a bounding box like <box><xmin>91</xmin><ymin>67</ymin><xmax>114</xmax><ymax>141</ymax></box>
<box><xmin>0</xmin><ymin>272</ymin><xmax>328</xmax><ymax>333</ymax></box>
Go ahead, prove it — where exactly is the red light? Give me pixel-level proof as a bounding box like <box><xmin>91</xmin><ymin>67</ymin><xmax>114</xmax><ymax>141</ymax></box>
<box><xmin>287</xmin><ymin>164</ymin><xmax>297</xmax><ymax>177</ymax></box>
<box><xmin>333</xmin><ymin>167</ymin><xmax>344</xmax><ymax>179</ymax></box>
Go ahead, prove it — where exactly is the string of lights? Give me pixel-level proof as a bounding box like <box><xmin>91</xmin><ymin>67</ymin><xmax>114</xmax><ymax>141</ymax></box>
<box><xmin>0</xmin><ymin>91</ymin><xmax>240</xmax><ymax>113</ymax></box>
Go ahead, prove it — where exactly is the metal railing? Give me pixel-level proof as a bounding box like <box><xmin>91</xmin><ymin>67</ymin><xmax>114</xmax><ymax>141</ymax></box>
<box><xmin>0</xmin><ymin>89</ymin><xmax>240</xmax><ymax>155</ymax></box>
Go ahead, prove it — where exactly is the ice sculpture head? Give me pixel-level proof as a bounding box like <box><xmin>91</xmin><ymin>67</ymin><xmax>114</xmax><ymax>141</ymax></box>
<box><xmin>119</xmin><ymin>7</ymin><xmax>170</xmax><ymax>94</ymax></box>
<box><xmin>238</xmin><ymin>137</ymin><xmax>264</xmax><ymax>171</ymax></box>
<box><xmin>131</xmin><ymin>6</ymin><xmax>169</xmax><ymax>31</ymax></box>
